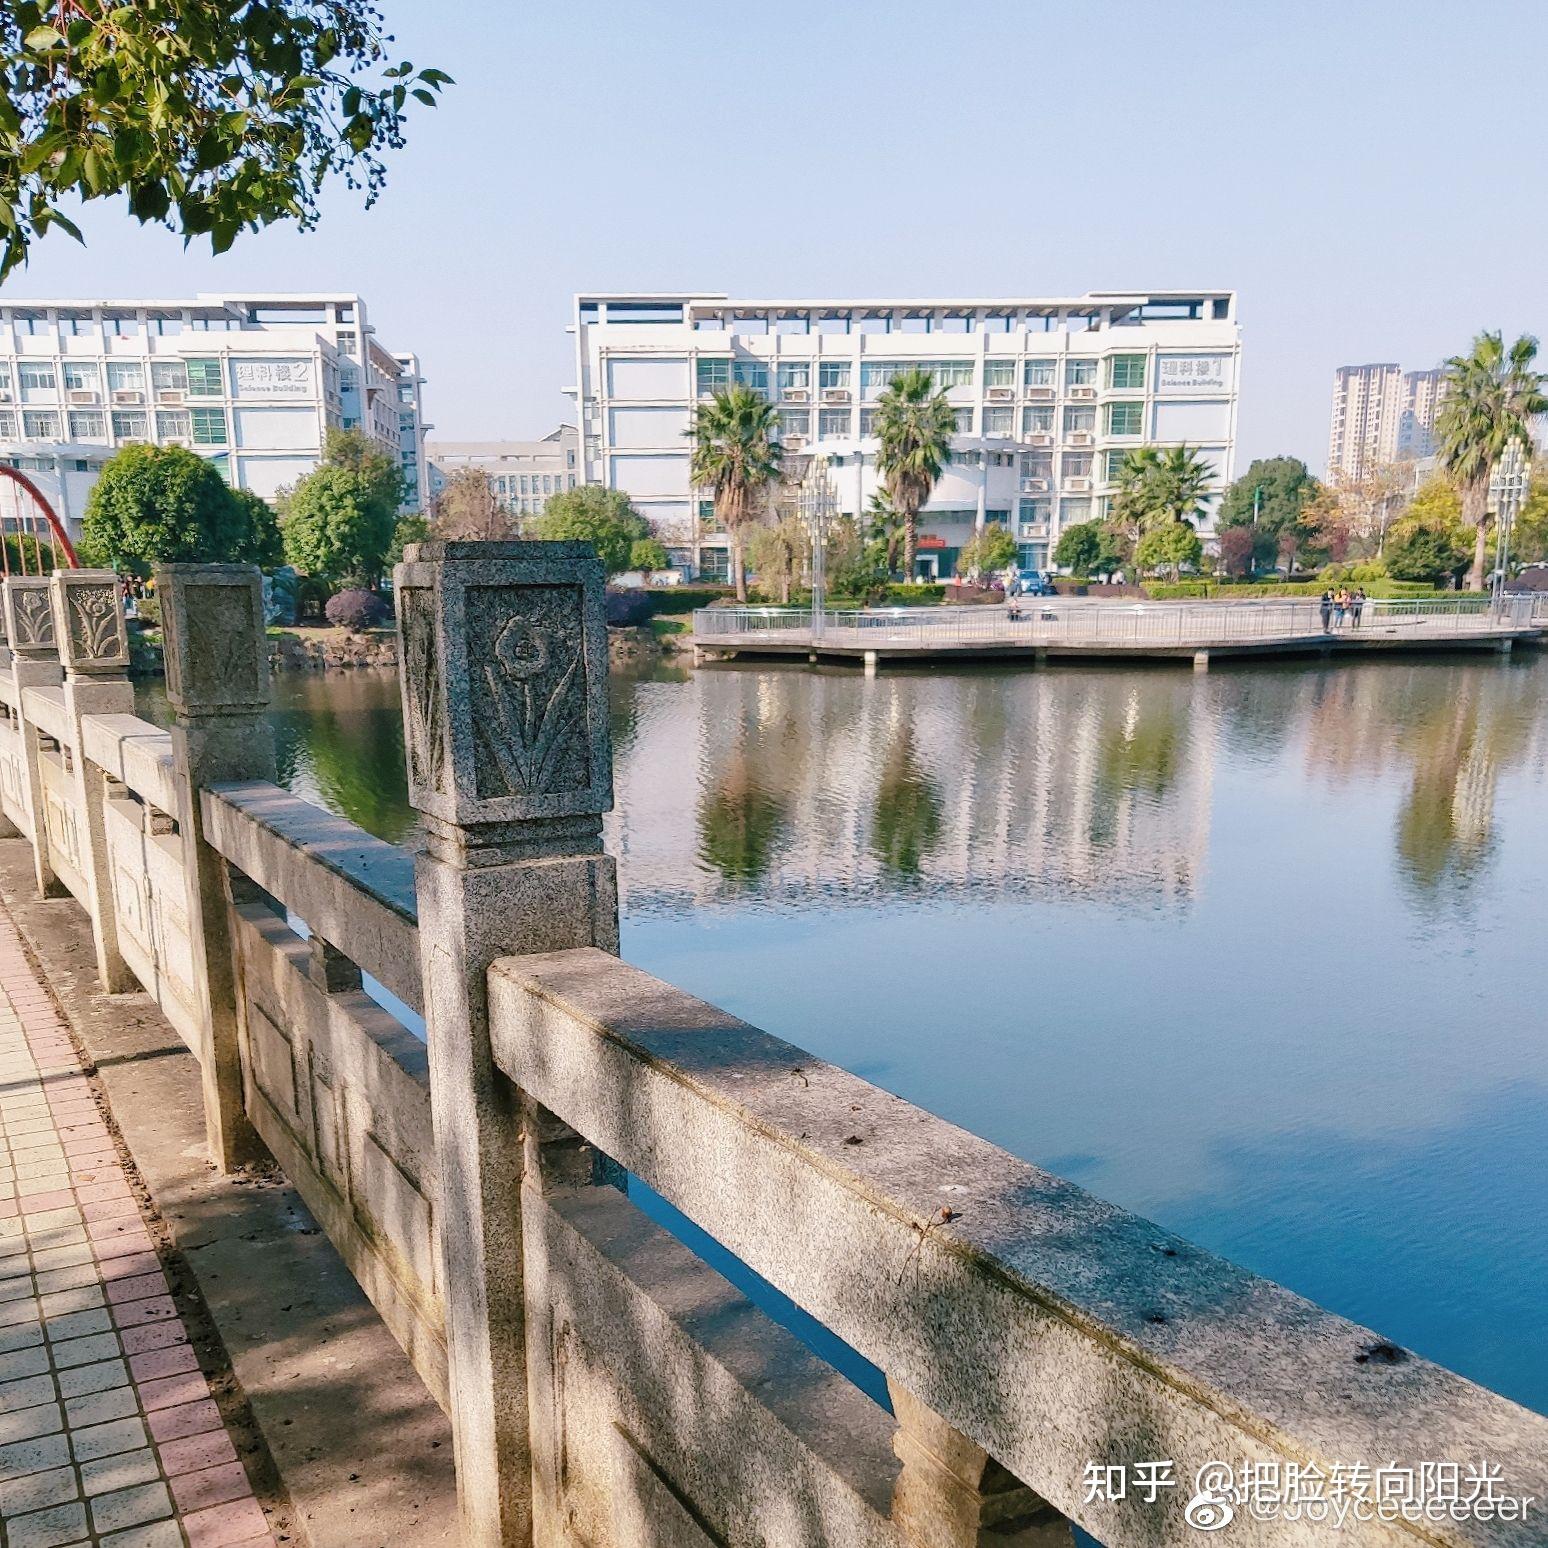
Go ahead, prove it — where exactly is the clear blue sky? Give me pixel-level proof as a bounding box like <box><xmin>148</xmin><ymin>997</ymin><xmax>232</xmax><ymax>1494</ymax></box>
<box><xmin>3</xmin><ymin>0</ymin><xmax>1544</xmax><ymax>471</ymax></box>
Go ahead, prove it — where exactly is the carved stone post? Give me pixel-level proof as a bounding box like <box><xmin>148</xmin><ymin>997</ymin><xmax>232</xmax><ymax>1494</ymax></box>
<box><xmin>888</xmin><ymin>1382</ymin><xmax>1074</xmax><ymax>1548</ymax></box>
<box><xmin>50</xmin><ymin>570</ymin><xmax>137</xmax><ymax>990</ymax></box>
<box><xmin>2</xmin><ymin>577</ymin><xmax>67</xmax><ymax>897</ymax></box>
<box><xmin>159</xmin><ymin>563</ymin><xmax>274</xmax><ymax>1171</ymax></box>
<box><xmin>395</xmin><ymin>541</ymin><xmax>618</xmax><ymax>1547</ymax></box>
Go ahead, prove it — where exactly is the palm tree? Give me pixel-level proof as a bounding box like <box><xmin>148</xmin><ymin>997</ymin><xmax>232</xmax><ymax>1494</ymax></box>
<box><xmin>687</xmin><ymin>385</ymin><xmax>782</xmax><ymax>602</ymax></box>
<box><xmin>1435</xmin><ymin>331</ymin><xmax>1547</xmax><ymax>591</ymax></box>
<box><xmin>865</xmin><ymin>491</ymin><xmax>906</xmax><ymax>578</ymax></box>
<box><xmin>1108</xmin><ymin>445</ymin><xmax>1213</xmax><ymax>560</ymax></box>
<box><xmin>874</xmin><ymin>369</ymin><xmax>956</xmax><ymax>578</ymax></box>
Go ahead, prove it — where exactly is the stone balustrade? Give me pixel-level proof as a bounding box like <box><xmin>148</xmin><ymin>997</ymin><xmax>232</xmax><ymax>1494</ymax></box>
<box><xmin>0</xmin><ymin>553</ymin><xmax>1541</xmax><ymax>1548</ymax></box>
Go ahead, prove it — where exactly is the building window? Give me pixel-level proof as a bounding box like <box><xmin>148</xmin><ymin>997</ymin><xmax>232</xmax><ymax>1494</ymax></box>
<box><xmin>1062</xmin><ymin>452</ymin><xmax>1093</xmax><ymax>479</ymax></box>
<box><xmin>1060</xmin><ymin>498</ymin><xmax>1092</xmax><ymax>525</ymax></box>
<box><xmin>777</xmin><ymin>362</ymin><xmax>810</xmax><ymax>393</ymax></box>
<box><xmin>190</xmin><ymin>407</ymin><xmax>228</xmax><ymax>444</ymax></box>
<box><xmin>103</xmin><ymin>314</ymin><xmax>139</xmax><ymax>337</ymax></box>
<box><xmin>815</xmin><ymin>315</ymin><xmax>849</xmax><ymax>336</ymax></box>
<box><xmin>0</xmin><ymin>412</ymin><xmax>15</xmax><ymax>438</ymax></box>
<box><xmin>731</xmin><ymin>359</ymin><xmax>768</xmax><ymax>394</ymax></box>
<box><xmin>21</xmin><ymin>411</ymin><xmax>60</xmax><ymax>438</ymax></box>
<box><xmin>952</xmin><ymin>407</ymin><xmax>974</xmax><ymax>433</ymax></box>
<box><xmin>13</xmin><ymin>313</ymin><xmax>47</xmax><ymax>336</ymax></box>
<box><xmin>156</xmin><ymin>409</ymin><xmax>191</xmax><ymax>439</ymax></box>
<box><xmin>774</xmin><ymin>315</ymin><xmax>809</xmax><ymax>336</ymax></box>
<box><xmin>698</xmin><ymin>498</ymin><xmax>722</xmax><ymax>534</ymax></box>
<box><xmin>18</xmin><ymin>364</ymin><xmax>57</xmax><ymax>397</ymax></box>
<box><xmin>1065</xmin><ymin>359</ymin><xmax>1098</xmax><ymax>388</ymax></box>
<box><xmin>984</xmin><ymin>360</ymin><xmax>1016</xmax><ymax>388</ymax></box>
<box><xmin>148</xmin><ymin>313</ymin><xmax>183</xmax><ymax>336</ymax></box>
<box><xmin>1022</xmin><ymin>405</ymin><xmax>1054</xmax><ymax>434</ymax></box>
<box><xmin>1063</xmin><ymin>406</ymin><xmax>1096</xmax><ymax>435</ymax></box>
<box><xmin>1018</xmin><ymin>497</ymin><xmax>1051</xmax><ymax>526</ymax></box>
<box><xmin>818</xmin><ymin>361</ymin><xmax>851</xmax><ymax>390</ymax></box>
<box><xmin>57</xmin><ymin>311</ymin><xmax>94</xmax><ymax>336</ymax></box>
<box><xmin>1106</xmin><ymin>354</ymin><xmax>1146</xmax><ymax>389</ymax></box>
<box><xmin>818</xmin><ymin>408</ymin><xmax>851</xmax><ymax>439</ymax></box>
<box><xmin>698</xmin><ymin>548</ymin><xmax>731</xmax><ymax>582</ymax></box>
<box><xmin>858</xmin><ymin>408</ymin><xmax>877</xmax><ymax>436</ymax></box>
<box><xmin>186</xmin><ymin>360</ymin><xmax>223</xmax><ymax>396</ymax></box>
<box><xmin>1105</xmin><ymin>401</ymin><xmax>1144</xmax><ymax>436</ymax></box>
<box><xmin>1021</xmin><ymin>451</ymin><xmax>1053</xmax><ymax>480</ymax></box>
<box><xmin>1104</xmin><ymin>448</ymin><xmax>1133</xmax><ymax>481</ymax></box>
<box><xmin>111</xmin><ymin>411</ymin><xmax>147</xmax><ymax>439</ymax></box>
<box><xmin>0</xmin><ymin>366</ymin><xmax>8</xmax><ymax>392</ymax></box>
<box><xmin>62</xmin><ymin>363</ymin><xmax>100</xmax><ymax>393</ymax></box>
<box><xmin>778</xmin><ymin>409</ymin><xmax>810</xmax><ymax>438</ymax></box>
<box><xmin>151</xmin><ymin>361</ymin><xmax>189</xmax><ymax>393</ymax></box>
<box><xmin>67</xmin><ymin>411</ymin><xmax>106</xmax><ymax>440</ymax></box>
<box><xmin>106</xmin><ymin>363</ymin><xmax>145</xmax><ymax>393</ymax></box>
<box><xmin>984</xmin><ymin>406</ymin><xmax>1013</xmax><ymax>435</ymax></box>
<box><xmin>1024</xmin><ymin>359</ymin><xmax>1056</xmax><ymax>388</ymax></box>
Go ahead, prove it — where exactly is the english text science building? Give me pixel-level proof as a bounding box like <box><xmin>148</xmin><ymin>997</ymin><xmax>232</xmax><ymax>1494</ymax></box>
<box><xmin>569</xmin><ymin>291</ymin><xmax>1241</xmax><ymax>580</ymax></box>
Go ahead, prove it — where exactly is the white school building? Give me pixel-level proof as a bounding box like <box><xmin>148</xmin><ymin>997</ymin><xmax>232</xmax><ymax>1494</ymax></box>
<box><xmin>569</xmin><ymin>291</ymin><xmax>1241</xmax><ymax>580</ymax></box>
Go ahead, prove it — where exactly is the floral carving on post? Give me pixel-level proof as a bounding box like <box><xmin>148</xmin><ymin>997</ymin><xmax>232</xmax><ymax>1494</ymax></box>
<box><xmin>11</xmin><ymin>589</ymin><xmax>54</xmax><ymax>650</ymax></box>
<box><xmin>69</xmin><ymin>585</ymin><xmax>121</xmax><ymax>659</ymax></box>
<box><xmin>475</xmin><ymin>618</ymin><xmax>583</xmax><ymax>797</ymax></box>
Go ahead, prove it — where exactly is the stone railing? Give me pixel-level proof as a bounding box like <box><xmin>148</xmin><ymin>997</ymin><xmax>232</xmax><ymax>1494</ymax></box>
<box><xmin>0</xmin><ymin>551</ymin><xmax>1543</xmax><ymax>1548</ymax></box>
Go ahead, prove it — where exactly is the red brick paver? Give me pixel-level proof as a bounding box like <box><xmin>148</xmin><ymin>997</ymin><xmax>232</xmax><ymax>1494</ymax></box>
<box><xmin>0</xmin><ymin>918</ymin><xmax>275</xmax><ymax>1546</ymax></box>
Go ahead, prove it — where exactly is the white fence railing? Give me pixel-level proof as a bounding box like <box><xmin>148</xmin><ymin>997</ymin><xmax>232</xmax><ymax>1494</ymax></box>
<box><xmin>693</xmin><ymin>594</ymin><xmax>1545</xmax><ymax>649</ymax></box>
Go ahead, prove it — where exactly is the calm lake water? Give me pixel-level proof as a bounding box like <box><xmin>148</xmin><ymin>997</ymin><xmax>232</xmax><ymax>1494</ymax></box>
<box><xmin>142</xmin><ymin>653</ymin><xmax>1548</xmax><ymax>1416</ymax></box>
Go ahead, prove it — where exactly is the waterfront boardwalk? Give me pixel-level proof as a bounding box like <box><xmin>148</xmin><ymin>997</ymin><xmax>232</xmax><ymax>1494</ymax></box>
<box><xmin>0</xmin><ymin>916</ymin><xmax>274</xmax><ymax>1548</ymax></box>
<box><xmin>693</xmin><ymin>596</ymin><xmax>1548</xmax><ymax>668</ymax></box>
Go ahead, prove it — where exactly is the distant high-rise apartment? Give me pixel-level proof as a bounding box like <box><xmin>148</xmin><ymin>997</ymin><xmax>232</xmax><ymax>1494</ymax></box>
<box><xmin>1328</xmin><ymin>363</ymin><xmax>1444</xmax><ymax>479</ymax></box>
<box><xmin>571</xmin><ymin>291</ymin><xmax>1241</xmax><ymax>580</ymax></box>
<box><xmin>0</xmin><ymin>292</ymin><xmax>428</xmax><ymax>538</ymax></box>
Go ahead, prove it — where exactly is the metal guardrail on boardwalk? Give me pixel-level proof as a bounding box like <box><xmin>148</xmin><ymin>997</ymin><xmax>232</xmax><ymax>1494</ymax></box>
<box><xmin>693</xmin><ymin>594</ymin><xmax>1544</xmax><ymax>650</ymax></box>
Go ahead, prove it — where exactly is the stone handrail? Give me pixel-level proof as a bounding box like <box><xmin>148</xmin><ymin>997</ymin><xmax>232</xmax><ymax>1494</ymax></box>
<box><xmin>0</xmin><ymin>556</ymin><xmax>1542</xmax><ymax>1548</ymax></box>
<box><xmin>200</xmin><ymin>780</ymin><xmax>423</xmax><ymax>1013</ymax></box>
<box><xmin>487</xmin><ymin>947</ymin><xmax>1548</xmax><ymax>1548</ymax></box>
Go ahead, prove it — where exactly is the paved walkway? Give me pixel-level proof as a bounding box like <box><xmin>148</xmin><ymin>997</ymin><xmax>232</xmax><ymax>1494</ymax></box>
<box><xmin>0</xmin><ymin>918</ymin><xmax>274</xmax><ymax>1548</ymax></box>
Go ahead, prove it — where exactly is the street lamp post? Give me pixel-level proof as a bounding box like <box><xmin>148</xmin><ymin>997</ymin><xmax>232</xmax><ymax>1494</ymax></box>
<box><xmin>799</xmin><ymin>454</ymin><xmax>837</xmax><ymax>640</ymax></box>
<box><xmin>1489</xmin><ymin>437</ymin><xmax>1529</xmax><ymax>613</ymax></box>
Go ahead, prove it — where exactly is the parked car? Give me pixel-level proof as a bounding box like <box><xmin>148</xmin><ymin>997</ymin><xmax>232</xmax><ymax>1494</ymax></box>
<box><xmin>1014</xmin><ymin>570</ymin><xmax>1055</xmax><ymax>596</ymax></box>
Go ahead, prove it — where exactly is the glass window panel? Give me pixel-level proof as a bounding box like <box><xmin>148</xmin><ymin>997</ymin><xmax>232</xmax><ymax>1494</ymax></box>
<box><xmin>156</xmin><ymin>409</ymin><xmax>191</xmax><ymax>438</ymax></box>
<box><xmin>1106</xmin><ymin>353</ymin><xmax>1147</xmax><ymax>389</ymax></box>
<box><xmin>1105</xmin><ymin>401</ymin><xmax>1144</xmax><ymax>435</ymax></box>
<box><xmin>1063</xmin><ymin>406</ymin><xmax>1096</xmax><ymax>434</ymax></box>
<box><xmin>152</xmin><ymin>361</ymin><xmax>189</xmax><ymax>392</ymax></box>
<box><xmin>68</xmin><ymin>411</ymin><xmax>106</xmax><ymax>439</ymax></box>
<box><xmin>984</xmin><ymin>360</ymin><xmax>1015</xmax><ymax>388</ymax></box>
<box><xmin>186</xmin><ymin>359</ymin><xmax>223</xmax><ymax>396</ymax></box>
<box><xmin>731</xmin><ymin>360</ymin><xmax>768</xmax><ymax>393</ymax></box>
<box><xmin>696</xmin><ymin>357</ymin><xmax>730</xmax><ymax>394</ymax></box>
<box><xmin>190</xmin><ymin>407</ymin><xmax>228</xmax><ymax>444</ymax></box>
<box><xmin>111</xmin><ymin>411</ymin><xmax>147</xmax><ymax>439</ymax></box>
<box><xmin>63</xmin><ymin>363</ymin><xmax>100</xmax><ymax>392</ymax></box>
<box><xmin>1062</xmin><ymin>452</ymin><xmax>1093</xmax><ymax>478</ymax></box>
<box><xmin>1024</xmin><ymin>359</ymin><xmax>1056</xmax><ymax>387</ymax></box>
<box><xmin>1022</xmin><ymin>405</ymin><xmax>1054</xmax><ymax>434</ymax></box>
<box><xmin>22</xmin><ymin>410</ymin><xmax>60</xmax><ymax>437</ymax></box>
<box><xmin>777</xmin><ymin>363</ymin><xmax>811</xmax><ymax>391</ymax></box>
<box><xmin>1065</xmin><ymin>359</ymin><xmax>1098</xmax><ymax>387</ymax></box>
<box><xmin>106</xmin><ymin>363</ymin><xmax>145</xmax><ymax>392</ymax></box>
<box><xmin>952</xmin><ymin>407</ymin><xmax>973</xmax><ymax>432</ymax></box>
<box><xmin>778</xmin><ymin>409</ymin><xmax>810</xmax><ymax>437</ymax></box>
<box><xmin>984</xmin><ymin>406</ymin><xmax>1013</xmax><ymax>434</ymax></box>
<box><xmin>819</xmin><ymin>361</ymin><xmax>851</xmax><ymax>389</ymax></box>
<box><xmin>818</xmin><ymin>408</ymin><xmax>851</xmax><ymax>438</ymax></box>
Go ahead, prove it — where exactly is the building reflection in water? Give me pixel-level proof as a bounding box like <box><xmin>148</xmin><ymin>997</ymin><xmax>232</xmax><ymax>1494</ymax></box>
<box><xmin>606</xmin><ymin>666</ymin><xmax>1216</xmax><ymax>915</ymax></box>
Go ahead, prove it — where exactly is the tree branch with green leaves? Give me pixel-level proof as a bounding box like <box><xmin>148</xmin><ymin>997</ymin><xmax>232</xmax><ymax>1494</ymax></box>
<box><xmin>0</xmin><ymin>0</ymin><xmax>450</xmax><ymax>277</ymax></box>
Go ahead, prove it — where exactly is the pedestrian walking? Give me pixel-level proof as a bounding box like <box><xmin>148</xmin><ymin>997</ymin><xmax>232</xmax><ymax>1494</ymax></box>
<box><xmin>1352</xmin><ymin>586</ymin><xmax>1366</xmax><ymax>628</ymax></box>
<box><xmin>1320</xmin><ymin>588</ymin><xmax>1333</xmax><ymax>632</ymax></box>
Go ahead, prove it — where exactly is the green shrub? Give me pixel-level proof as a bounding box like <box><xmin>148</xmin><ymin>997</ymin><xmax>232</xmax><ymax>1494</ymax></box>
<box><xmin>880</xmin><ymin>582</ymin><xmax>945</xmax><ymax>605</ymax></box>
